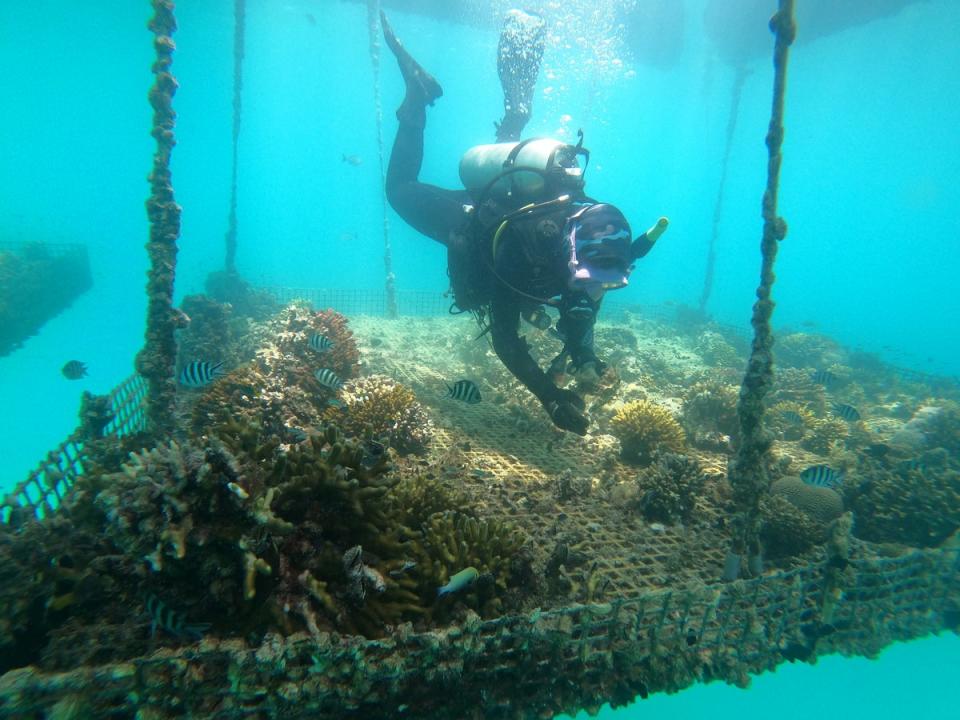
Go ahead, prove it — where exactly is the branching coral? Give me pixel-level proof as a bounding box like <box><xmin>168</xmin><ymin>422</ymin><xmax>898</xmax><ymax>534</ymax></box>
<box><xmin>414</xmin><ymin>511</ymin><xmax>527</xmax><ymax>618</ymax></box>
<box><xmin>634</xmin><ymin>452</ymin><xmax>707</xmax><ymax>524</ymax></box>
<box><xmin>323</xmin><ymin>374</ymin><xmax>433</xmax><ymax>455</ymax></box>
<box><xmin>611</xmin><ymin>400</ymin><xmax>686</xmax><ymax>466</ymax></box>
<box><xmin>680</xmin><ymin>381</ymin><xmax>739</xmax><ymax>451</ymax></box>
<box><xmin>800</xmin><ymin>417</ymin><xmax>849</xmax><ymax>456</ymax></box>
<box><xmin>695</xmin><ymin>330</ymin><xmax>743</xmax><ymax>368</ymax></box>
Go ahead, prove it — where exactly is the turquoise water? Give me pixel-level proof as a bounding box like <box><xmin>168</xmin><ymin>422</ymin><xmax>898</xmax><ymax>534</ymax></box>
<box><xmin>1</xmin><ymin>0</ymin><xmax>957</xmax><ymax>714</ymax></box>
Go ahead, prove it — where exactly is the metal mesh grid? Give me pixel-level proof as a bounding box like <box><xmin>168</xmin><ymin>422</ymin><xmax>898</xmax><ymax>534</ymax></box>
<box><xmin>2</xmin><ymin>547</ymin><xmax>955</xmax><ymax>718</ymax></box>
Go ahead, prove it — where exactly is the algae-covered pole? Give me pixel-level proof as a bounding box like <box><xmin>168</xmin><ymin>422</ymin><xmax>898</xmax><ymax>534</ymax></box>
<box><xmin>224</xmin><ymin>0</ymin><xmax>245</xmax><ymax>275</ymax></box>
<box><xmin>367</xmin><ymin>0</ymin><xmax>398</xmax><ymax>318</ymax></box>
<box><xmin>723</xmin><ymin>0</ymin><xmax>796</xmax><ymax>581</ymax></box>
<box><xmin>136</xmin><ymin>0</ymin><xmax>182</xmax><ymax>436</ymax></box>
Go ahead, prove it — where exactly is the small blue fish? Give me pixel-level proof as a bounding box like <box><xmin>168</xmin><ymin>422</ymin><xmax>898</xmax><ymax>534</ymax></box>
<box><xmin>342</xmin><ymin>153</ymin><xmax>363</xmax><ymax>166</ymax></box>
<box><xmin>389</xmin><ymin>560</ymin><xmax>417</xmax><ymax>579</ymax></box>
<box><xmin>800</xmin><ymin>464</ymin><xmax>844</xmax><ymax>489</ymax></box>
<box><xmin>781</xmin><ymin>410</ymin><xmax>804</xmax><ymax>424</ymax></box>
<box><xmin>179</xmin><ymin>361</ymin><xmax>226</xmax><ymax>387</ymax></box>
<box><xmin>831</xmin><ymin>402</ymin><xmax>861</xmax><ymax>422</ymax></box>
<box><xmin>437</xmin><ymin>567</ymin><xmax>479</xmax><ymax>597</ymax></box>
<box><xmin>309</xmin><ymin>333</ymin><xmax>334</xmax><ymax>352</ymax></box>
<box><xmin>446</xmin><ymin>379</ymin><xmax>482</xmax><ymax>404</ymax></box>
<box><xmin>314</xmin><ymin>368</ymin><xmax>343</xmax><ymax>390</ymax></box>
<box><xmin>810</xmin><ymin>369</ymin><xmax>836</xmax><ymax>387</ymax></box>
<box><xmin>144</xmin><ymin>594</ymin><xmax>211</xmax><ymax>640</ymax></box>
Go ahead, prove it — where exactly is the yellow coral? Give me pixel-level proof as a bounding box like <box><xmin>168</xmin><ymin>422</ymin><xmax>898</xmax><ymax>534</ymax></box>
<box><xmin>611</xmin><ymin>400</ymin><xmax>686</xmax><ymax>465</ymax></box>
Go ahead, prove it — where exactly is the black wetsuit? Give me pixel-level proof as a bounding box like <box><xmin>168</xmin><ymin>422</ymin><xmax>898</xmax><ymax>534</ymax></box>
<box><xmin>385</xmin><ymin>116</ymin><xmax>603</xmax><ymax>424</ymax></box>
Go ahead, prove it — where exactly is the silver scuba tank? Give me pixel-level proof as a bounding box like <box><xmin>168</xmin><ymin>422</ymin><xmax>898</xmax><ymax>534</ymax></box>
<box><xmin>459</xmin><ymin>137</ymin><xmax>585</xmax><ymax>201</ymax></box>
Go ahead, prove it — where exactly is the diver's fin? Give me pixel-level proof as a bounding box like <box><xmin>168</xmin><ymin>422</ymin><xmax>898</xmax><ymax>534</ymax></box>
<box><xmin>381</xmin><ymin>11</ymin><xmax>443</xmax><ymax>109</ymax></box>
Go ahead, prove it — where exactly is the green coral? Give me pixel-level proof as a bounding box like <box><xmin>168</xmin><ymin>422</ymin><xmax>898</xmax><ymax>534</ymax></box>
<box><xmin>611</xmin><ymin>400</ymin><xmax>686</xmax><ymax>466</ymax></box>
<box><xmin>635</xmin><ymin>452</ymin><xmax>707</xmax><ymax>524</ymax></box>
<box><xmin>415</xmin><ymin>511</ymin><xmax>527</xmax><ymax>618</ymax></box>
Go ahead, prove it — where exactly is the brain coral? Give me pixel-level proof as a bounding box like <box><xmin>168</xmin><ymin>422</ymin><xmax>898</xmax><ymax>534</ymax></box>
<box><xmin>770</xmin><ymin>477</ymin><xmax>844</xmax><ymax>524</ymax></box>
<box><xmin>611</xmin><ymin>400</ymin><xmax>686</xmax><ymax>466</ymax></box>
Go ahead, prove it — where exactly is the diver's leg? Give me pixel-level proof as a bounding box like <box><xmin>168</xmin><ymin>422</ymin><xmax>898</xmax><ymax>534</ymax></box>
<box><xmin>382</xmin><ymin>12</ymin><xmax>467</xmax><ymax>245</ymax></box>
<box><xmin>495</xmin><ymin>9</ymin><xmax>546</xmax><ymax>142</ymax></box>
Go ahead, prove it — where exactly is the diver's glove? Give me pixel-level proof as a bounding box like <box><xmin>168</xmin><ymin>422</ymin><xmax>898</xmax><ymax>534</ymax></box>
<box><xmin>542</xmin><ymin>387</ymin><xmax>588</xmax><ymax>436</ymax></box>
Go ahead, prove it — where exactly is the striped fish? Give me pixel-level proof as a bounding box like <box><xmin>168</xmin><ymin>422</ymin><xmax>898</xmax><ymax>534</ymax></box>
<box><xmin>781</xmin><ymin>410</ymin><xmax>804</xmax><ymax>424</ymax></box>
<box><xmin>179</xmin><ymin>361</ymin><xmax>225</xmax><ymax>387</ymax></box>
<box><xmin>831</xmin><ymin>402</ymin><xmax>861</xmax><ymax>422</ymax></box>
<box><xmin>314</xmin><ymin>368</ymin><xmax>343</xmax><ymax>390</ymax></box>
<box><xmin>810</xmin><ymin>369</ymin><xmax>836</xmax><ymax>387</ymax></box>
<box><xmin>800</xmin><ymin>464</ymin><xmax>844</xmax><ymax>489</ymax></box>
<box><xmin>446</xmin><ymin>379</ymin><xmax>482</xmax><ymax>404</ymax></box>
<box><xmin>145</xmin><ymin>594</ymin><xmax>211</xmax><ymax>640</ymax></box>
<box><xmin>309</xmin><ymin>333</ymin><xmax>334</xmax><ymax>352</ymax></box>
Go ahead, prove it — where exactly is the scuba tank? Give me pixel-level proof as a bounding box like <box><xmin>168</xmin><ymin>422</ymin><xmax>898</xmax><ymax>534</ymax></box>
<box><xmin>459</xmin><ymin>134</ymin><xmax>589</xmax><ymax>204</ymax></box>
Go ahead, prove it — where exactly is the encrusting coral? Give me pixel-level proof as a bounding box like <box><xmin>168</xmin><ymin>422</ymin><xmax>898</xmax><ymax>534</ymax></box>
<box><xmin>611</xmin><ymin>400</ymin><xmax>686</xmax><ymax>466</ymax></box>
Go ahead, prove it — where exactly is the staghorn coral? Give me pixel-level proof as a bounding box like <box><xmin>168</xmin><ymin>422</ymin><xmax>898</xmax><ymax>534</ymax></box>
<box><xmin>634</xmin><ymin>452</ymin><xmax>707</xmax><ymax>524</ymax></box>
<box><xmin>846</xmin><ymin>449</ymin><xmax>960</xmax><ymax>547</ymax></box>
<box><xmin>770</xmin><ymin>367</ymin><xmax>827</xmax><ymax>408</ymax></box>
<box><xmin>770</xmin><ymin>477</ymin><xmax>844</xmax><ymax>524</ymax></box>
<box><xmin>680</xmin><ymin>381</ymin><xmax>739</xmax><ymax>451</ymax></box>
<box><xmin>388</xmin><ymin>473</ymin><xmax>468</xmax><ymax>530</ymax></box>
<box><xmin>323</xmin><ymin>374</ymin><xmax>433</xmax><ymax>455</ymax></box>
<box><xmin>611</xmin><ymin>400</ymin><xmax>686</xmax><ymax>466</ymax></box>
<box><xmin>271</xmin><ymin>303</ymin><xmax>360</xmax><ymax>383</ymax></box>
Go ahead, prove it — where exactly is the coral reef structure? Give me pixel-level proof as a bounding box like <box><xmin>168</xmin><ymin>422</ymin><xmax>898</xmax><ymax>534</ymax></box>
<box><xmin>611</xmin><ymin>400</ymin><xmax>686</xmax><ymax>465</ymax></box>
<box><xmin>634</xmin><ymin>452</ymin><xmax>707</xmax><ymax>524</ymax></box>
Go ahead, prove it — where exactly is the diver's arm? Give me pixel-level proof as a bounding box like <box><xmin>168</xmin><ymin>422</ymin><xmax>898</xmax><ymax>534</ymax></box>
<box><xmin>631</xmin><ymin>216</ymin><xmax>669</xmax><ymax>259</ymax></box>
<box><xmin>490</xmin><ymin>292</ymin><xmax>555</xmax><ymax>401</ymax></box>
<box><xmin>490</xmin><ymin>290</ymin><xmax>588</xmax><ymax>434</ymax></box>
<box><xmin>556</xmin><ymin>292</ymin><xmax>604</xmax><ymax>372</ymax></box>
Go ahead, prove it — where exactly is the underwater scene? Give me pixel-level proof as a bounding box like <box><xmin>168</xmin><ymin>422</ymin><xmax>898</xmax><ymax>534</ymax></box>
<box><xmin>1</xmin><ymin>0</ymin><xmax>958</xmax><ymax>718</ymax></box>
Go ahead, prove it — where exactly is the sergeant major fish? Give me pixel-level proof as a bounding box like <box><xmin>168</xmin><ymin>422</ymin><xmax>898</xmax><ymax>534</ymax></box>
<box><xmin>314</xmin><ymin>368</ymin><xmax>343</xmax><ymax>390</ymax></box>
<box><xmin>446</xmin><ymin>379</ymin><xmax>482</xmax><ymax>404</ymax></box>
<box><xmin>144</xmin><ymin>593</ymin><xmax>211</xmax><ymax>640</ymax></box>
<box><xmin>831</xmin><ymin>402</ymin><xmax>861</xmax><ymax>422</ymax></box>
<box><xmin>309</xmin><ymin>333</ymin><xmax>334</xmax><ymax>352</ymax></box>
<box><xmin>179</xmin><ymin>360</ymin><xmax>226</xmax><ymax>387</ymax></box>
<box><xmin>800</xmin><ymin>464</ymin><xmax>844</xmax><ymax>489</ymax></box>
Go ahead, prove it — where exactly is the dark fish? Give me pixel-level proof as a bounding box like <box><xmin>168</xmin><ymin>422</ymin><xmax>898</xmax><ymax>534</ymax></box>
<box><xmin>781</xmin><ymin>410</ymin><xmax>804</xmax><ymax>424</ymax></box>
<box><xmin>447</xmin><ymin>379</ymin><xmax>482</xmax><ymax>404</ymax></box>
<box><xmin>388</xmin><ymin>560</ymin><xmax>417</xmax><ymax>578</ymax></box>
<box><xmin>361</xmin><ymin>439</ymin><xmax>386</xmax><ymax>468</ymax></box>
<box><xmin>309</xmin><ymin>333</ymin><xmax>334</xmax><ymax>352</ymax></box>
<box><xmin>179</xmin><ymin>361</ymin><xmax>226</xmax><ymax>387</ymax></box>
<box><xmin>61</xmin><ymin>360</ymin><xmax>87</xmax><ymax>380</ymax></box>
<box><xmin>864</xmin><ymin>442</ymin><xmax>891</xmax><ymax>458</ymax></box>
<box><xmin>144</xmin><ymin>594</ymin><xmax>211</xmax><ymax>640</ymax></box>
<box><xmin>342</xmin><ymin>154</ymin><xmax>363</xmax><ymax>166</ymax></box>
<box><xmin>285</xmin><ymin>425</ymin><xmax>309</xmax><ymax>443</ymax></box>
<box><xmin>810</xmin><ymin>369</ymin><xmax>837</xmax><ymax>386</ymax></box>
<box><xmin>305</xmin><ymin>12</ymin><xmax>316</xmax><ymax>25</ymax></box>
<box><xmin>831</xmin><ymin>402</ymin><xmax>861</xmax><ymax>422</ymax></box>
<box><xmin>800</xmin><ymin>464</ymin><xmax>844</xmax><ymax>489</ymax></box>
<box><xmin>314</xmin><ymin>368</ymin><xmax>343</xmax><ymax>390</ymax></box>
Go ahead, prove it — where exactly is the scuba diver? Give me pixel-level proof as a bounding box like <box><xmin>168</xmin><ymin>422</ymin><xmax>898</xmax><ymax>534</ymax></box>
<box><xmin>382</xmin><ymin>9</ymin><xmax>666</xmax><ymax>436</ymax></box>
